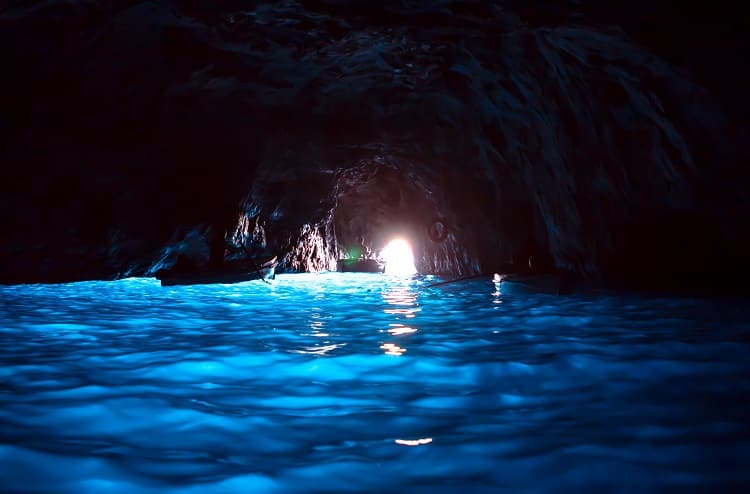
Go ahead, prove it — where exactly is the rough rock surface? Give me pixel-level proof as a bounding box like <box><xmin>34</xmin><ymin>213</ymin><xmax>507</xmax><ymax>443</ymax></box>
<box><xmin>1</xmin><ymin>0</ymin><xmax>748</xmax><ymax>289</ymax></box>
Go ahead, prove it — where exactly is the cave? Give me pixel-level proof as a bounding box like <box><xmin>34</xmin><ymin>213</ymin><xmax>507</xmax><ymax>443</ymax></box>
<box><xmin>1</xmin><ymin>1</ymin><xmax>749</xmax><ymax>492</ymax></box>
<box><xmin>1</xmin><ymin>0</ymin><xmax>748</xmax><ymax>289</ymax></box>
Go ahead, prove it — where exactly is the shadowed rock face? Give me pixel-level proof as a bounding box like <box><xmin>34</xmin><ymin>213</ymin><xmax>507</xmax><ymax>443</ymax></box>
<box><xmin>1</xmin><ymin>0</ymin><xmax>748</xmax><ymax>289</ymax></box>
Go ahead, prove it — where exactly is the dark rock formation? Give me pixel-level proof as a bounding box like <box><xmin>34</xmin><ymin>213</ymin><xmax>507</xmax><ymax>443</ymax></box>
<box><xmin>1</xmin><ymin>1</ymin><xmax>748</xmax><ymax>290</ymax></box>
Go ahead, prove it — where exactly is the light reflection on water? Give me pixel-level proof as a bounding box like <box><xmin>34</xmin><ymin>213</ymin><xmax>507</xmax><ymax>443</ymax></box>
<box><xmin>1</xmin><ymin>273</ymin><xmax>750</xmax><ymax>493</ymax></box>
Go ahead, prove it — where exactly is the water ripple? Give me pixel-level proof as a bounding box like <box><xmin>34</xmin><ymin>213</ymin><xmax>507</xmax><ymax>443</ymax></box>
<box><xmin>1</xmin><ymin>273</ymin><xmax>749</xmax><ymax>493</ymax></box>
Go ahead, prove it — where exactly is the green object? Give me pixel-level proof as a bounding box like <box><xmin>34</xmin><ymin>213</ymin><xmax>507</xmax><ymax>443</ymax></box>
<box><xmin>347</xmin><ymin>246</ymin><xmax>363</xmax><ymax>259</ymax></box>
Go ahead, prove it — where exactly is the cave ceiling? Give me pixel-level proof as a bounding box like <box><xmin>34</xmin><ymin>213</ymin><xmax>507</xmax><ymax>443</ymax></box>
<box><xmin>0</xmin><ymin>1</ymin><xmax>748</xmax><ymax>286</ymax></box>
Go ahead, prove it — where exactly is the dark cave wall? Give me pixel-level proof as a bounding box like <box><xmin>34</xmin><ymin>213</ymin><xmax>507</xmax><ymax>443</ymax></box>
<box><xmin>1</xmin><ymin>1</ymin><xmax>748</xmax><ymax>285</ymax></box>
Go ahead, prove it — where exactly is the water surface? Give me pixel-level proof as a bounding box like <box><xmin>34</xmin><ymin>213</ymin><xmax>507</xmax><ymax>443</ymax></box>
<box><xmin>1</xmin><ymin>273</ymin><xmax>749</xmax><ymax>493</ymax></box>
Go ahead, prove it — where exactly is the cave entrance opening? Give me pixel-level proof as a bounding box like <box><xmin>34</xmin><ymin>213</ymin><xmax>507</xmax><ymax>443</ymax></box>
<box><xmin>381</xmin><ymin>238</ymin><xmax>417</xmax><ymax>276</ymax></box>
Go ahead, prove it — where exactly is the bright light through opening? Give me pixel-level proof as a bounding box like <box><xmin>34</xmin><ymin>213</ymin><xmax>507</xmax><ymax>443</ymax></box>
<box><xmin>381</xmin><ymin>238</ymin><xmax>417</xmax><ymax>276</ymax></box>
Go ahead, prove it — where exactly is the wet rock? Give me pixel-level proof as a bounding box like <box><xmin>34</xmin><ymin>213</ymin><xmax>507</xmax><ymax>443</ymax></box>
<box><xmin>0</xmin><ymin>1</ymin><xmax>748</xmax><ymax>290</ymax></box>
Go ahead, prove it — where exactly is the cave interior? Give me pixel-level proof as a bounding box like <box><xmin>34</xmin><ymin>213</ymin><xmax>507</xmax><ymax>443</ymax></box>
<box><xmin>0</xmin><ymin>0</ymin><xmax>748</xmax><ymax>293</ymax></box>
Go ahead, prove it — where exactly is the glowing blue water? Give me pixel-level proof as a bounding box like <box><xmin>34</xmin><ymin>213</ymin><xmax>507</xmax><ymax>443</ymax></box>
<box><xmin>1</xmin><ymin>273</ymin><xmax>749</xmax><ymax>493</ymax></box>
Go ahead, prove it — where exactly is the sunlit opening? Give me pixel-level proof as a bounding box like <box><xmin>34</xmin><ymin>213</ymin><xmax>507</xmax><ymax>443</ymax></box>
<box><xmin>381</xmin><ymin>238</ymin><xmax>417</xmax><ymax>276</ymax></box>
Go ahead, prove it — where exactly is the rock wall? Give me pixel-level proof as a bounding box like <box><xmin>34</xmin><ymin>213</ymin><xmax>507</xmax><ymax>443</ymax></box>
<box><xmin>1</xmin><ymin>1</ymin><xmax>748</xmax><ymax>288</ymax></box>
